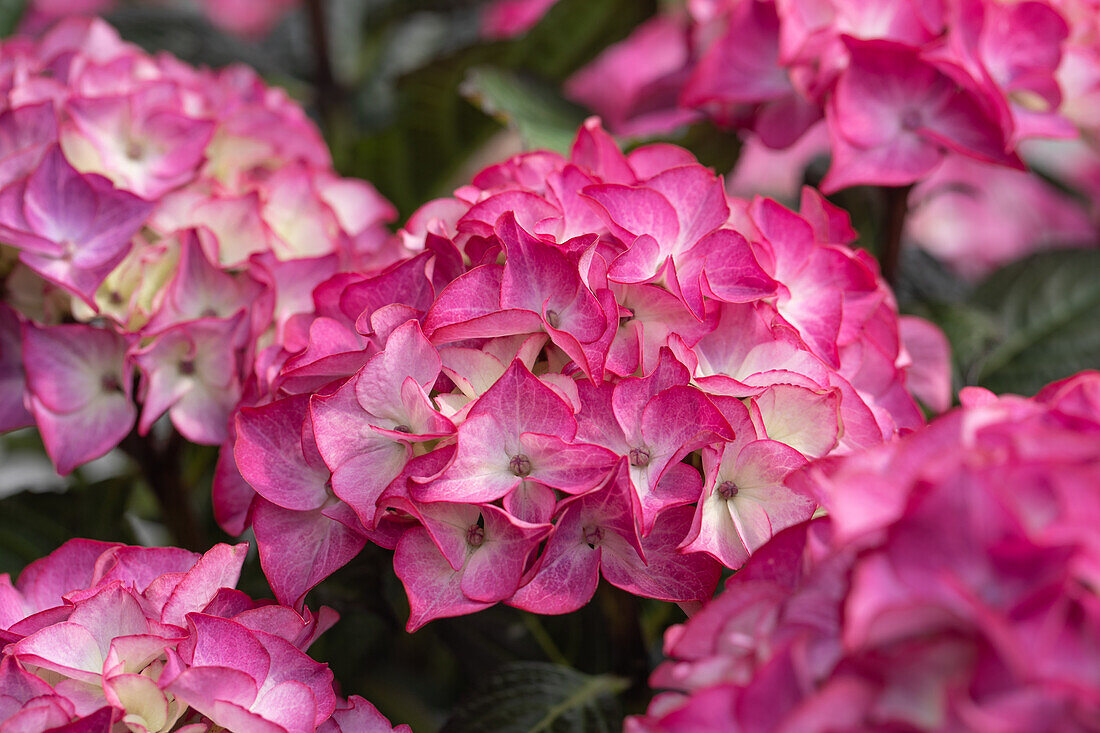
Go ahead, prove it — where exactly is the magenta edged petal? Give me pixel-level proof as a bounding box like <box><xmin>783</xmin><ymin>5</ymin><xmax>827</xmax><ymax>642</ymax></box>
<box><xmin>507</xmin><ymin>514</ymin><xmax>602</xmax><ymax>615</ymax></box>
<box><xmin>393</xmin><ymin>527</ymin><xmax>492</xmax><ymax>631</ymax></box>
<box><xmin>253</xmin><ymin>498</ymin><xmax>366</xmax><ymax>609</ymax></box>
<box><xmin>30</xmin><ymin>392</ymin><xmax>136</xmax><ymax>476</ymax></box>
<box><xmin>42</xmin><ymin>706</ymin><xmax>114</xmax><ymax>733</ymax></box>
<box><xmin>520</xmin><ymin>432</ymin><xmax>618</xmax><ymax>494</ymax></box>
<box><xmin>235</xmin><ymin>395</ymin><xmax>329</xmax><ymax>512</ymax></box>
<box><xmin>601</xmin><ymin>505</ymin><xmax>721</xmax><ymax>602</ymax></box>
<box><xmin>460</xmin><ymin>505</ymin><xmax>549</xmax><ymax>603</ymax></box>
<box><xmin>160</xmin><ymin>543</ymin><xmax>248</xmax><ymax>627</ymax></box>
<box><xmin>320</xmin><ymin>695</ymin><xmax>412</xmax><ymax>733</ymax></box>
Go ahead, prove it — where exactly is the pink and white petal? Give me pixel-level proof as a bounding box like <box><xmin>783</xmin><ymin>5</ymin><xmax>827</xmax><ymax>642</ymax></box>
<box><xmin>253</xmin><ymin>499</ymin><xmax>366</xmax><ymax>610</ymax></box>
<box><xmin>393</xmin><ymin>528</ymin><xmax>491</xmax><ymax>631</ymax></box>
<box><xmin>520</xmin><ymin>432</ymin><xmax>618</xmax><ymax>494</ymax></box>
<box><xmin>164</xmin><ymin>665</ymin><xmax>260</xmax><ymax>721</ymax></box>
<box><xmin>251</xmin><ymin>679</ymin><xmax>318</xmax><ymax>733</ymax></box>
<box><xmin>680</xmin><ymin>489</ymin><xmax>751</xmax><ymax>570</ymax></box>
<box><xmin>7</xmin><ymin>622</ymin><xmax>105</xmax><ymax>684</ymax></box>
<box><xmin>507</xmin><ymin>514</ymin><xmax>601</xmax><ymax>615</ymax></box>
<box><xmin>103</xmin><ymin>672</ymin><xmax>169</xmax><ymax>733</ymax></box>
<box><xmin>354</xmin><ymin>320</ymin><xmax>440</xmax><ymax>418</ymax></box>
<box><xmin>468</xmin><ymin>359</ymin><xmax>577</xmax><ymax>439</ymax></box>
<box><xmin>30</xmin><ymin>391</ymin><xmax>136</xmax><ymax>476</ymax></box>
<box><xmin>503</xmin><ymin>481</ymin><xmax>558</xmax><ymax>525</ymax></box>
<box><xmin>160</xmin><ymin>543</ymin><xmax>248</xmax><ymax>627</ymax></box>
<box><xmin>750</xmin><ymin>385</ymin><xmax>840</xmax><ymax>458</ymax></box>
<box><xmin>460</xmin><ymin>506</ymin><xmax>548</xmax><ymax>603</ymax></box>
<box><xmin>601</xmin><ymin>505</ymin><xmax>721</xmax><ymax>602</ymax></box>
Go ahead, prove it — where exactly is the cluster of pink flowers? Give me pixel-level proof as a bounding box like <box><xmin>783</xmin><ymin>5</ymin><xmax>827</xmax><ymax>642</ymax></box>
<box><xmin>24</xmin><ymin>0</ymin><xmax>301</xmax><ymax>39</ymax></box>
<box><xmin>631</xmin><ymin>370</ymin><xmax>1100</xmax><ymax>731</ymax></box>
<box><xmin>220</xmin><ymin>117</ymin><xmax>949</xmax><ymax>629</ymax></box>
<box><xmin>566</xmin><ymin>0</ymin><xmax>1100</xmax><ymax>277</ymax></box>
<box><xmin>0</xmin><ymin>18</ymin><xmax>402</xmax><ymax>474</ymax></box>
<box><xmin>0</xmin><ymin>539</ymin><xmax>406</xmax><ymax>732</ymax></box>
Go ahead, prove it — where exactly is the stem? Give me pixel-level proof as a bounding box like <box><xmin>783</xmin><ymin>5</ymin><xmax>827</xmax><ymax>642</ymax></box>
<box><xmin>597</xmin><ymin>585</ymin><xmax>649</xmax><ymax>696</ymax></box>
<box><xmin>880</xmin><ymin>184</ymin><xmax>914</xmax><ymax>289</ymax></box>
<box><xmin>121</xmin><ymin>430</ymin><xmax>203</xmax><ymax>551</ymax></box>
<box><xmin>520</xmin><ymin>612</ymin><xmax>570</xmax><ymax>666</ymax></box>
<box><xmin>305</xmin><ymin>0</ymin><xmax>340</xmax><ymax>126</ymax></box>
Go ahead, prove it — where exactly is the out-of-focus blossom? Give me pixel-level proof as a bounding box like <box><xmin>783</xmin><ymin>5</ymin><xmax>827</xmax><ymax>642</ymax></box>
<box><xmin>906</xmin><ymin>155</ymin><xmax>1095</xmax><ymax>279</ymax></box>
<box><xmin>0</xmin><ymin>18</ymin><xmax>402</xmax><ymax>475</ymax></box>
<box><xmin>567</xmin><ymin>0</ymin><xmax>1100</xmax><ymax>275</ymax></box>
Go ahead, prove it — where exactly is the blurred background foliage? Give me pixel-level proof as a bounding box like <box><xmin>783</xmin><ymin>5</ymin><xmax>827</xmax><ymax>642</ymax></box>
<box><xmin>3</xmin><ymin>0</ymin><xmax>1100</xmax><ymax>730</ymax></box>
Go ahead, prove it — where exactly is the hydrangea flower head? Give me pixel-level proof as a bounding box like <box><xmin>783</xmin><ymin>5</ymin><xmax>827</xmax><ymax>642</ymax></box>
<box><xmin>0</xmin><ymin>540</ymin><xmax>406</xmax><ymax>732</ymax></box>
<box><xmin>0</xmin><ymin>17</ymin><xmax>401</xmax><ymax>472</ymax></box>
<box><xmin>224</xmin><ymin>118</ymin><xmax>946</xmax><ymax>628</ymax></box>
<box><xmin>632</xmin><ymin>371</ymin><xmax>1100</xmax><ymax>731</ymax></box>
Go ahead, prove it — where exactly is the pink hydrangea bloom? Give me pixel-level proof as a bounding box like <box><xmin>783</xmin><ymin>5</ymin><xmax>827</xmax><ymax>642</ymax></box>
<box><xmin>565</xmin><ymin>0</ymin><xmax>1100</xmax><ymax>273</ymax></box>
<box><xmin>0</xmin><ymin>18</ymin><xmax>401</xmax><ymax>474</ymax></box>
<box><xmin>224</xmin><ymin>118</ymin><xmax>944</xmax><ymax>627</ymax></box>
<box><xmin>631</xmin><ymin>370</ymin><xmax>1100</xmax><ymax>731</ymax></box>
<box><xmin>0</xmin><ymin>540</ymin><xmax>403</xmax><ymax>732</ymax></box>
<box><xmin>481</xmin><ymin>0</ymin><xmax>561</xmax><ymax>39</ymax></box>
<box><xmin>906</xmin><ymin>155</ymin><xmax>1095</xmax><ymax>279</ymax></box>
<box><xmin>573</xmin><ymin>0</ymin><xmax>1076</xmax><ymax>163</ymax></box>
<box><xmin>565</xmin><ymin>14</ymin><xmax>701</xmax><ymax>138</ymax></box>
<box><xmin>24</xmin><ymin>0</ymin><xmax>300</xmax><ymax>39</ymax></box>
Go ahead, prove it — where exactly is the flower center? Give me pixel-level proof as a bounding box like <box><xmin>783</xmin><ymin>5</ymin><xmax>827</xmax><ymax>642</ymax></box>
<box><xmin>629</xmin><ymin>447</ymin><xmax>651</xmax><ymax>468</ymax></box>
<box><xmin>583</xmin><ymin>525</ymin><xmax>602</xmax><ymax>548</ymax></box>
<box><xmin>101</xmin><ymin>374</ymin><xmax>122</xmax><ymax>393</ymax></box>
<box><xmin>393</xmin><ymin>424</ymin><xmax>411</xmax><ymax>433</ymax></box>
<box><xmin>466</xmin><ymin>523</ymin><xmax>485</xmax><ymax>548</ymax></box>
<box><xmin>179</xmin><ymin>360</ymin><xmax>195</xmax><ymax>376</ymax></box>
<box><xmin>900</xmin><ymin>109</ymin><xmax>922</xmax><ymax>131</ymax></box>
<box><xmin>509</xmin><ymin>453</ymin><xmax>532</xmax><ymax>477</ymax></box>
<box><xmin>125</xmin><ymin>140</ymin><xmax>144</xmax><ymax>160</ymax></box>
<box><xmin>717</xmin><ymin>480</ymin><xmax>739</xmax><ymax>499</ymax></box>
<box><xmin>545</xmin><ymin>310</ymin><xmax>561</xmax><ymax>329</ymax></box>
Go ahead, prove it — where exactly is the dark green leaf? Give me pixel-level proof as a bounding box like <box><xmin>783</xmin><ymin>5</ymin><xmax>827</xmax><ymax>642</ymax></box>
<box><xmin>462</xmin><ymin>67</ymin><xmax>588</xmax><ymax>153</ymax></box>
<box><xmin>969</xmin><ymin>248</ymin><xmax>1100</xmax><ymax>395</ymax></box>
<box><xmin>333</xmin><ymin>0</ymin><xmax>656</xmax><ymax>217</ymax></box>
<box><xmin>894</xmin><ymin>247</ymin><xmax>972</xmax><ymax>309</ymax></box>
<box><xmin>0</xmin><ymin>478</ymin><xmax>137</xmax><ymax>578</ymax></box>
<box><xmin>441</xmin><ymin>662</ymin><xmax>629</xmax><ymax>733</ymax></box>
<box><xmin>0</xmin><ymin>0</ymin><xmax>26</xmax><ymax>39</ymax></box>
